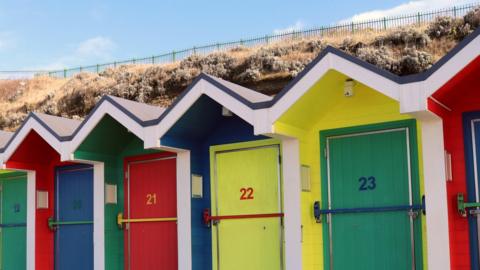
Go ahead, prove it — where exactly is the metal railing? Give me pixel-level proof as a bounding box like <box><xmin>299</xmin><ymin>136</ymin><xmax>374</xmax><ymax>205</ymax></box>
<box><xmin>1</xmin><ymin>2</ymin><xmax>478</xmax><ymax>79</ymax></box>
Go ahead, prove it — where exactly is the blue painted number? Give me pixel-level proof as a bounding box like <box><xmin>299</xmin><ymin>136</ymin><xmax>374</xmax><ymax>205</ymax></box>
<box><xmin>359</xmin><ymin>176</ymin><xmax>376</xmax><ymax>191</ymax></box>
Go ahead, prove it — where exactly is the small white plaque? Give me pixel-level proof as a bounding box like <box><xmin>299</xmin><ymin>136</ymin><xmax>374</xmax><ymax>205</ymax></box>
<box><xmin>37</xmin><ymin>190</ymin><xmax>48</xmax><ymax>209</ymax></box>
<box><xmin>105</xmin><ymin>184</ymin><xmax>117</xmax><ymax>204</ymax></box>
<box><xmin>301</xmin><ymin>165</ymin><xmax>311</xmax><ymax>192</ymax></box>
<box><xmin>192</xmin><ymin>174</ymin><xmax>203</xmax><ymax>198</ymax></box>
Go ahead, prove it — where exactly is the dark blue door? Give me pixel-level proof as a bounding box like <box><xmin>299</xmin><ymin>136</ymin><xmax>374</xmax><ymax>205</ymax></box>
<box><xmin>464</xmin><ymin>113</ymin><xmax>480</xmax><ymax>269</ymax></box>
<box><xmin>55</xmin><ymin>165</ymin><xmax>93</xmax><ymax>270</ymax></box>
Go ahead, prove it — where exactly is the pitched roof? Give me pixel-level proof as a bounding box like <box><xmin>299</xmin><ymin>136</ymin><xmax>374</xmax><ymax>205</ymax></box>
<box><xmin>269</xmin><ymin>27</ymin><xmax>480</xmax><ymax>106</ymax></box>
<box><xmin>203</xmin><ymin>74</ymin><xmax>273</xmax><ymax>104</ymax></box>
<box><xmin>33</xmin><ymin>112</ymin><xmax>81</xmax><ymax>138</ymax></box>
<box><xmin>107</xmin><ymin>95</ymin><xmax>166</xmax><ymax>123</ymax></box>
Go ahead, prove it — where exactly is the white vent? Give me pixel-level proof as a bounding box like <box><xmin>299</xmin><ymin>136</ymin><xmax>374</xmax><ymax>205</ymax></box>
<box><xmin>445</xmin><ymin>151</ymin><xmax>452</xmax><ymax>182</ymax></box>
<box><xmin>105</xmin><ymin>184</ymin><xmax>117</xmax><ymax>204</ymax></box>
<box><xmin>192</xmin><ymin>174</ymin><xmax>203</xmax><ymax>198</ymax></box>
<box><xmin>36</xmin><ymin>191</ymin><xmax>48</xmax><ymax>209</ymax></box>
<box><xmin>301</xmin><ymin>165</ymin><xmax>311</xmax><ymax>192</ymax></box>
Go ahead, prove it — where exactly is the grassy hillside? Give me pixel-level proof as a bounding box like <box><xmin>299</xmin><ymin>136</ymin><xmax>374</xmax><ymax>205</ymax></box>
<box><xmin>0</xmin><ymin>9</ymin><xmax>478</xmax><ymax>130</ymax></box>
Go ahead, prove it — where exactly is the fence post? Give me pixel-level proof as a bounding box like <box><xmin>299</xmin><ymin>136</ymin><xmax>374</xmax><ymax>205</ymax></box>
<box><xmin>383</xmin><ymin>17</ymin><xmax>387</xmax><ymax>30</ymax></box>
<box><xmin>193</xmin><ymin>46</ymin><xmax>197</xmax><ymax>55</ymax></box>
<box><xmin>114</xmin><ymin>61</ymin><xmax>117</xmax><ymax>68</ymax></box>
<box><xmin>132</xmin><ymin>58</ymin><xmax>136</xmax><ymax>64</ymax></box>
<box><xmin>64</xmin><ymin>69</ymin><xmax>67</xmax><ymax>78</ymax></box>
<box><xmin>216</xmin><ymin>43</ymin><xmax>220</xmax><ymax>50</ymax></box>
<box><xmin>453</xmin><ymin>6</ymin><xmax>457</xmax><ymax>17</ymax></box>
<box><xmin>417</xmin><ymin>12</ymin><xmax>421</xmax><ymax>25</ymax></box>
<box><xmin>240</xmin><ymin>39</ymin><xmax>244</xmax><ymax>46</ymax></box>
<box><xmin>96</xmin><ymin>64</ymin><xmax>99</xmax><ymax>73</ymax></box>
<box><xmin>351</xmin><ymin>22</ymin><xmax>355</xmax><ymax>34</ymax></box>
<box><xmin>265</xmin><ymin>35</ymin><xmax>269</xmax><ymax>45</ymax></box>
<box><xmin>172</xmin><ymin>51</ymin><xmax>176</xmax><ymax>62</ymax></box>
<box><xmin>152</xmin><ymin>56</ymin><xmax>155</xmax><ymax>64</ymax></box>
<box><xmin>79</xmin><ymin>66</ymin><xmax>83</xmax><ymax>72</ymax></box>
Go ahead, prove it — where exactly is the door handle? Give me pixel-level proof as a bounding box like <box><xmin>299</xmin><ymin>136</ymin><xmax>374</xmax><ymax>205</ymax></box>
<box><xmin>116</xmin><ymin>212</ymin><xmax>177</xmax><ymax>230</ymax></box>
<box><xmin>48</xmin><ymin>217</ymin><xmax>93</xmax><ymax>231</ymax></box>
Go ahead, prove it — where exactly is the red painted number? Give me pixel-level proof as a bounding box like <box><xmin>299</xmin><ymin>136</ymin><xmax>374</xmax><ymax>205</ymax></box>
<box><xmin>240</xmin><ymin>187</ymin><xmax>254</xmax><ymax>200</ymax></box>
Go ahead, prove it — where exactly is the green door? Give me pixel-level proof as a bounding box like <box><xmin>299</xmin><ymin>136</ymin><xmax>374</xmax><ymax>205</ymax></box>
<box><xmin>0</xmin><ymin>174</ymin><xmax>27</xmax><ymax>270</ymax></box>
<box><xmin>212</xmin><ymin>145</ymin><xmax>283</xmax><ymax>270</ymax></box>
<box><xmin>322</xmin><ymin>125</ymin><xmax>422</xmax><ymax>270</ymax></box>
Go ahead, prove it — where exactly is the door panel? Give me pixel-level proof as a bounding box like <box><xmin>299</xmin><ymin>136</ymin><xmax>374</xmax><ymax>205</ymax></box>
<box><xmin>213</xmin><ymin>145</ymin><xmax>282</xmax><ymax>270</ymax></box>
<box><xmin>324</xmin><ymin>128</ymin><xmax>422</xmax><ymax>270</ymax></box>
<box><xmin>465</xmin><ymin>117</ymin><xmax>480</xmax><ymax>268</ymax></box>
<box><xmin>1</xmin><ymin>176</ymin><xmax>27</xmax><ymax>270</ymax></box>
<box><xmin>55</xmin><ymin>166</ymin><xmax>93</xmax><ymax>270</ymax></box>
<box><xmin>126</xmin><ymin>157</ymin><xmax>177</xmax><ymax>270</ymax></box>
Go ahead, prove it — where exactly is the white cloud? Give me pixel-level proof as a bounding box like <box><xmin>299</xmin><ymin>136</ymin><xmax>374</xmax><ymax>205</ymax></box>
<box><xmin>75</xmin><ymin>36</ymin><xmax>116</xmax><ymax>58</ymax></box>
<box><xmin>273</xmin><ymin>20</ymin><xmax>305</xmax><ymax>34</ymax></box>
<box><xmin>340</xmin><ymin>0</ymin><xmax>477</xmax><ymax>23</ymax></box>
<box><xmin>38</xmin><ymin>36</ymin><xmax>117</xmax><ymax>70</ymax></box>
<box><xmin>0</xmin><ymin>32</ymin><xmax>16</xmax><ymax>51</ymax></box>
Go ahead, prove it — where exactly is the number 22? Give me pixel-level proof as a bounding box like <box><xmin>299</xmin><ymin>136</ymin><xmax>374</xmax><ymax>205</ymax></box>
<box><xmin>240</xmin><ymin>187</ymin><xmax>254</xmax><ymax>200</ymax></box>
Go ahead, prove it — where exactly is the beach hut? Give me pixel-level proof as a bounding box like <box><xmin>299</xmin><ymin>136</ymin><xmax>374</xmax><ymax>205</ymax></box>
<box><xmin>418</xmin><ymin>29</ymin><xmax>480</xmax><ymax>269</ymax></box>
<box><xmin>0</xmin><ymin>112</ymin><xmax>96</xmax><ymax>270</ymax></box>
<box><xmin>262</xmin><ymin>43</ymin><xmax>456</xmax><ymax>269</ymax></box>
<box><xmin>0</xmin><ymin>131</ymin><xmax>28</xmax><ymax>269</ymax></box>
<box><xmin>65</xmin><ymin>95</ymin><xmax>191</xmax><ymax>270</ymax></box>
<box><xmin>150</xmin><ymin>73</ymin><xmax>302</xmax><ymax>270</ymax></box>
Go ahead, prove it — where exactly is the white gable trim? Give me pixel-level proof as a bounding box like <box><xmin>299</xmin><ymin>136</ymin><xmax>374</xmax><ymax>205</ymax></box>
<box><xmin>1</xmin><ymin>118</ymin><xmax>65</xmax><ymax>164</ymax></box>
<box><xmin>269</xmin><ymin>34</ymin><xmax>480</xmax><ymax>124</ymax></box>
<box><xmin>67</xmin><ymin>101</ymin><xmax>147</xmax><ymax>158</ymax></box>
<box><xmin>269</xmin><ymin>53</ymin><xmax>401</xmax><ymax>124</ymax></box>
<box><xmin>153</xmin><ymin>79</ymin><xmax>259</xmax><ymax>145</ymax></box>
<box><xmin>400</xmin><ymin>37</ymin><xmax>480</xmax><ymax>113</ymax></box>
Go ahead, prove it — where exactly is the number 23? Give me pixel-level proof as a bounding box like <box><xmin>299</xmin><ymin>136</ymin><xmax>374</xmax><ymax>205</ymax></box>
<box><xmin>359</xmin><ymin>176</ymin><xmax>376</xmax><ymax>191</ymax></box>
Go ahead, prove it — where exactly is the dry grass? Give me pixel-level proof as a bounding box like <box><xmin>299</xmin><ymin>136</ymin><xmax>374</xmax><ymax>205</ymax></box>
<box><xmin>0</xmin><ymin>76</ymin><xmax>66</xmax><ymax>111</ymax></box>
<box><xmin>0</xmin><ymin>18</ymin><xmax>469</xmax><ymax>130</ymax></box>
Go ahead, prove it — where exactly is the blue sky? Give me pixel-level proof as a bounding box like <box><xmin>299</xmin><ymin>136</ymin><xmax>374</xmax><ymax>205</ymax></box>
<box><xmin>0</xmin><ymin>0</ymin><xmax>476</xmax><ymax>70</ymax></box>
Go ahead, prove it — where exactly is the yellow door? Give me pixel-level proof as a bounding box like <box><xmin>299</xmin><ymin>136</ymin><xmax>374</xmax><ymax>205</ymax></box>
<box><xmin>212</xmin><ymin>145</ymin><xmax>283</xmax><ymax>270</ymax></box>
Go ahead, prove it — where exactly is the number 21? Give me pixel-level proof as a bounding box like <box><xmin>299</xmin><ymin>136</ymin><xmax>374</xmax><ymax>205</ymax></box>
<box><xmin>146</xmin><ymin>193</ymin><xmax>157</xmax><ymax>205</ymax></box>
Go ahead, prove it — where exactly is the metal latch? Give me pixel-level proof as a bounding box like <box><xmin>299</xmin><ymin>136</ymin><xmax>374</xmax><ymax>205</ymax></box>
<box><xmin>313</xmin><ymin>201</ymin><xmax>322</xmax><ymax>223</ymax></box>
<box><xmin>407</xmin><ymin>210</ymin><xmax>419</xmax><ymax>219</ymax></box>
<box><xmin>457</xmin><ymin>193</ymin><xmax>480</xmax><ymax>217</ymax></box>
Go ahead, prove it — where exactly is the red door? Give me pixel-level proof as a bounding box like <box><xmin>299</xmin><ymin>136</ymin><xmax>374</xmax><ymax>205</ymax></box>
<box><xmin>124</xmin><ymin>154</ymin><xmax>178</xmax><ymax>270</ymax></box>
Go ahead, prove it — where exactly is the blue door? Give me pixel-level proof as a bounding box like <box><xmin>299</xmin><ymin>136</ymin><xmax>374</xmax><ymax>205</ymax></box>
<box><xmin>54</xmin><ymin>165</ymin><xmax>93</xmax><ymax>270</ymax></box>
<box><xmin>464</xmin><ymin>113</ymin><xmax>480</xmax><ymax>269</ymax></box>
